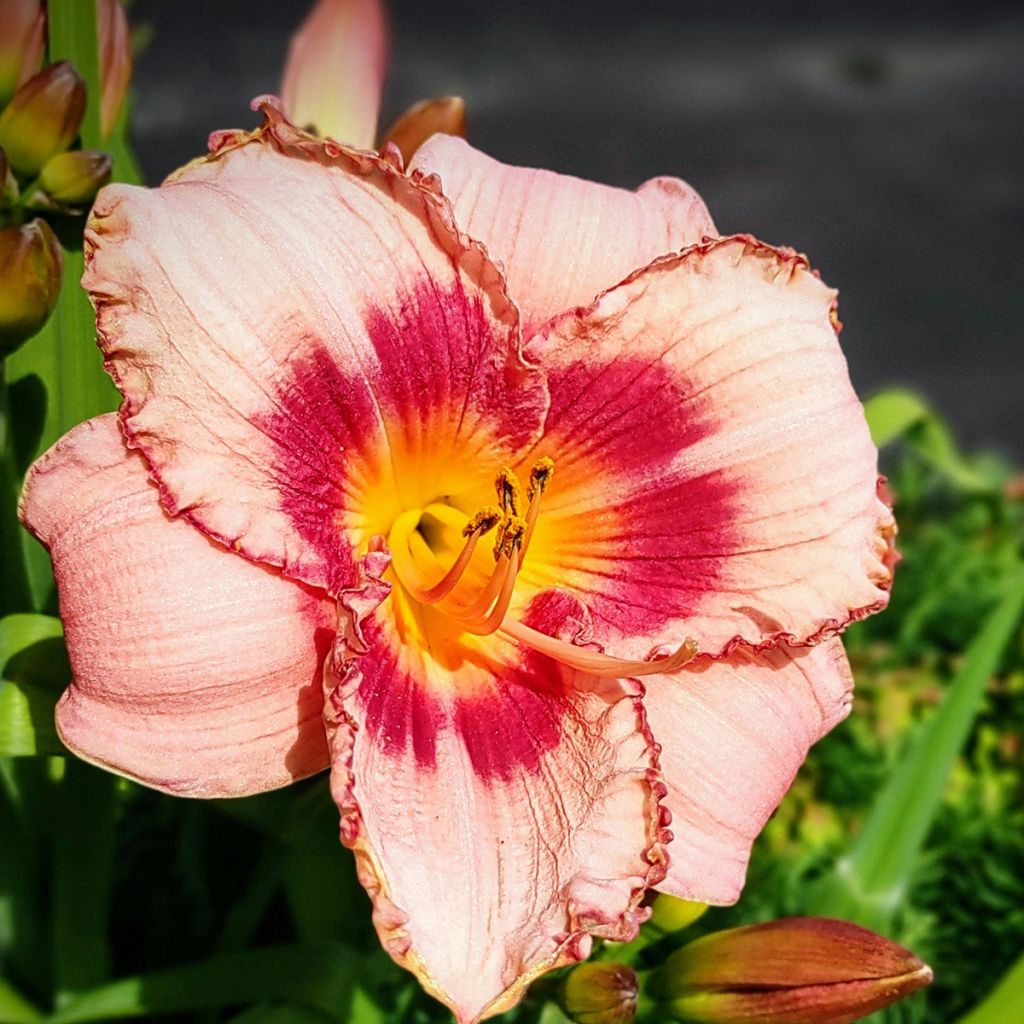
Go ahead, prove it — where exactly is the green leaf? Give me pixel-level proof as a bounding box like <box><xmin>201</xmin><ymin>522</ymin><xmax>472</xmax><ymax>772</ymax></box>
<box><xmin>864</xmin><ymin>389</ymin><xmax>932</xmax><ymax>448</ymax></box>
<box><xmin>221</xmin><ymin>1006</ymin><xmax>335</xmax><ymax>1024</ymax></box>
<box><xmin>808</xmin><ymin>568</ymin><xmax>1024</xmax><ymax>930</ymax></box>
<box><xmin>46</xmin><ymin>0</ymin><xmax>103</xmax><ymax>150</ymax></box>
<box><xmin>0</xmin><ymin>615</ymin><xmax>67</xmax><ymax>756</ymax></box>
<box><xmin>52</xmin><ymin>762</ymin><xmax>116</xmax><ymax>1007</ymax></box>
<box><xmin>955</xmin><ymin>949</ymin><xmax>1024</xmax><ymax>1024</ymax></box>
<box><xmin>45</xmin><ymin>944</ymin><xmax>357</xmax><ymax>1023</ymax></box>
<box><xmin>0</xmin><ymin>975</ymin><xmax>43</xmax><ymax>1024</ymax></box>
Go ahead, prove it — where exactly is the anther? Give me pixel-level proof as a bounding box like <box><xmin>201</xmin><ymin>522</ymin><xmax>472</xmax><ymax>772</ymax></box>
<box><xmin>495</xmin><ymin>467</ymin><xmax>522</xmax><ymax>517</ymax></box>
<box><xmin>462</xmin><ymin>505</ymin><xmax>503</xmax><ymax>538</ymax></box>
<box><xmin>527</xmin><ymin>456</ymin><xmax>554</xmax><ymax>501</ymax></box>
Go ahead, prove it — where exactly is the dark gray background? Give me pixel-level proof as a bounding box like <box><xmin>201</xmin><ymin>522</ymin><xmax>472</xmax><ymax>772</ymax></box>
<box><xmin>130</xmin><ymin>1</ymin><xmax>1024</xmax><ymax>458</ymax></box>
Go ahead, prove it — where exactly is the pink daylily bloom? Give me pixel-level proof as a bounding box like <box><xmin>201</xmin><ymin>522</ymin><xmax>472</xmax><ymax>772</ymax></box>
<box><xmin>20</xmin><ymin>100</ymin><xmax>893</xmax><ymax>1022</ymax></box>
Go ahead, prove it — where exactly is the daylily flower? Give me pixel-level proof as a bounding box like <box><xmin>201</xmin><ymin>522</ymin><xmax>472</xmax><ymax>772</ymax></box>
<box><xmin>19</xmin><ymin>98</ymin><xmax>893</xmax><ymax>1022</ymax></box>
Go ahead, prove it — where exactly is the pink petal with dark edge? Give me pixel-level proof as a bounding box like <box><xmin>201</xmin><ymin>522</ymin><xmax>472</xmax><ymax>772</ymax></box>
<box><xmin>325</xmin><ymin>564</ymin><xmax>667</xmax><ymax>1023</ymax></box>
<box><xmin>646</xmin><ymin>641</ymin><xmax>853</xmax><ymax>904</ymax></box>
<box><xmin>411</xmin><ymin>135</ymin><xmax>715</xmax><ymax>336</ymax></box>
<box><xmin>19</xmin><ymin>414</ymin><xmax>334</xmax><ymax>797</ymax></box>
<box><xmin>520</xmin><ymin>235</ymin><xmax>893</xmax><ymax>660</ymax></box>
<box><xmin>84</xmin><ymin>102</ymin><xmax>546</xmax><ymax>596</ymax></box>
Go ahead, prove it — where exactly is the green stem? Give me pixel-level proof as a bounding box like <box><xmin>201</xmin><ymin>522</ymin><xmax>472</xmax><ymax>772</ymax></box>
<box><xmin>0</xmin><ymin>364</ymin><xmax>33</xmax><ymax>614</ymax></box>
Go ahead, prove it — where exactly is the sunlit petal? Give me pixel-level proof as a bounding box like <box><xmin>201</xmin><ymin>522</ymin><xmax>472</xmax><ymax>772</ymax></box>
<box><xmin>19</xmin><ymin>415</ymin><xmax>334</xmax><ymax>796</ymax></box>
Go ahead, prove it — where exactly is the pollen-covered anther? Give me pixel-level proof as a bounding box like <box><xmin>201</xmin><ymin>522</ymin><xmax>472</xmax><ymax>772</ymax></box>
<box><xmin>462</xmin><ymin>505</ymin><xmax>503</xmax><ymax>538</ymax></box>
<box><xmin>527</xmin><ymin>456</ymin><xmax>554</xmax><ymax>500</ymax></box>
<box><xmin>495</xmin><ymin>466</ymin><xmax>522</xmax><ymax>516</ymax></box>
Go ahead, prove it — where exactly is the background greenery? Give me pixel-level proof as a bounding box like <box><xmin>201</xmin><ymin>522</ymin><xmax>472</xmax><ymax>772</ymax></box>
<box><xmin>1</xmin><ymin>4</ymin><xmax>1022</xmax><ymax>1023</ymax></box>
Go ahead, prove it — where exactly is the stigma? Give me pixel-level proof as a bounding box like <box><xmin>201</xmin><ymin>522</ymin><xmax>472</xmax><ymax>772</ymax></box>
<box><xmin>385</xmin><ymin>459</ymin><xmax>697</xmax><ymax>678</ymax></box>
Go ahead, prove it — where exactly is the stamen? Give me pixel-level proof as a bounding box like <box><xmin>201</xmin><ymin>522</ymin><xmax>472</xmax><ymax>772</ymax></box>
<box><xmin>495</xmin><ymin>467</ymin><xmax>522</xmax><ymax>517</ymax></box>
<box><xmin>500</xmin><ymin>618</ymin><xmax>699</xmax><ymax>678</ymax></box>
<box><xmin>523</xmin><ymin>456</ymin><xmax>554</xmax><ymax>554</ymax></box>
<box><xmin>458</xmin><ymin>549</ymin><xmax>521</xmax><ymax>636</ymax></box>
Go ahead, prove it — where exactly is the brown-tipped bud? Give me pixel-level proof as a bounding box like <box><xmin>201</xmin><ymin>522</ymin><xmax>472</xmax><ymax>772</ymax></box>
<box><xmin>648</xmin><ymin>917</ymin><xmax>932</xmax><ymax>1024</ymax></box>
<box><xmin>649</xmin><ymin>895</ymin><xmax>708</xmax><ymax>935</ymax></box>
<box><xmin>0</xmin><ymin>0</ymin><xmax>45</xmax><ymax>106</ymax></box>
<box><xmin>380</xmin><ymin>96</ymin><xmax>466</xmax><ymax>164</ymax></box>
<box><xmin>0</xmin><ymin>218</ymin><xmax>63</xmax><ymax>354</ymax></box>
<box><xmin>559</xmin><ymin>962</ymin><xmax>638</xmax><ymax>1024</ymax></box>
<box><xmin>98</xmin><ymin>0</ymin><xmax>132</xmax><ymax>140</ymax></box>
<box><xmin>37</xmin><ymin>149</ymin><xmax>112</xmax><ymax>206</ymax></box>
<box><xmin>0</xmin><ymin>61</ymin><xmax>86</xmax><ymax>176</ymax></box>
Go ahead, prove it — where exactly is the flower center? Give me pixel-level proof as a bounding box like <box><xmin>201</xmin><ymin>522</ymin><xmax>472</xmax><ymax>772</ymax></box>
<box><xmin>384</xmin><ymin>459</ymin><xmax>697</xmax><ymax>678</ymax></box>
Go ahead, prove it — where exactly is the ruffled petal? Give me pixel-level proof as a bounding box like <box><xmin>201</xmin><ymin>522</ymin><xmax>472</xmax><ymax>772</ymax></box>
<box><xmin>324</xmin><ymin>565</ymin><xmax>665</xmax><ymax>1023</ymax></box>
<box><xmin>281</xmin><ymin>0</ymin><xmax>387</xmax><ymax>149</ymax></box>
<box><xmin>18</xmin><ymin>415</ymin><xmax>334</xmax><ymax>797</ymax></box>
<box><xmin>645</xmin><ymin>640</ymin><xmax>853</xmax><ymax>904</ymax></box>
<box><xmin>410</xmin><ymin>136</ymin><xmax>715</xmax><ymax>336</ymax></box>
<box><xmin>518</xmin><ymin>235</ymin><xmax>894</xmax><ymax>659</ymax></box>
<box><xmin>84</xmin><ymin>102</ymin><xmax>546</xmax><ymax>596</ymax></box>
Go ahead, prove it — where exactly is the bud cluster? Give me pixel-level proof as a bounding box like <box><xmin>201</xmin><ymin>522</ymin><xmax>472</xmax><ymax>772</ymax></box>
<box><xmin>0</xmin><ymin>0</ymin><xmax>130</xmax><ymax>353</ymax></box>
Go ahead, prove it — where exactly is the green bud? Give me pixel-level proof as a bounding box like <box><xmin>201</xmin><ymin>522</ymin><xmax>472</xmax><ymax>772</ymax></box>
<box><xmin>649</xmin><ymin>895</ymin><xmax>708</xmax><ymax>934</ymax></box>
<box><xmin>0</xmin><ymin>0</ymin><xmax>46</xmax><ymax>106</ymax></box>
<box><xmin>559</xmin><ymin>962</ymin><xmax>637</xmax><ymax>1024</ymax></box>
<box><xmin>0</xmin><ymin>61</ymin><xmax>85</xmax><ymax>176</ymax></box>
<box><xmin>0</xmin><ymin>218</ymin><xmax>63</xmax><ymax>354</ymax></box>
<box><xmin>648</xmin><ymin>917</ymin><xmax>932</xmax><ymax>1024</ymax></box>
<box><xmin>37</xmin><ymin>149</ymin><xmax>112</xmax><ymax>206</ymax></box>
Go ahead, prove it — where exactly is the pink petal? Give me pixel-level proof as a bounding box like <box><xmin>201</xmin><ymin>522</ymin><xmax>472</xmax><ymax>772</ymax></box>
<box><xmin>84</xmin><ymin>102</ymin><xmax>546</xmax><ymax>596</ymax></box>
<box><xmin>410</xmin><ymin>136</ymin><xmax>715</xmax><ymax>336</ymax></box>
<box><xmin>281</xmin><ymin>0</ymin><xmax>387</xmax><ymax>148</ymax></box>
<box><xmin>645</xmin><ymin>640</ymin><xmax>853</xmax><ymax>904</ymax></box>
<box><xmin>18</xmin><ymin>415</ymin><xmax>334</xmax><ymax>797</ymax></box>
<box><xmin>325</xmin><ymin>564</ymin><xmax>665</xmax><ymax>1023</ymax></box>
<box><xmin>518</xmin><ymin>235</ymin><xmax>894</xmax><ymax>659</ymax></box>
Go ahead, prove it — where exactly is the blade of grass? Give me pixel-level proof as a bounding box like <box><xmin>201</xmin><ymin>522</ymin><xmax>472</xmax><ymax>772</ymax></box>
<box><xmin>809</xmin><ymin>567</ymin><xmax>1024</xmax><ymax>930</ymax></box>
<box><xmin>44</xmin><ymin>944</ymin><xmax>357</xmax><ymax>1023</ymax></box>
<box><xmin>954</xmin><ymin>949</ymin><xmax>1024</xmax><ymax>1024</ymax></box>
<box><xmin>0</xmin><ymin>615</ymin><xmax>67</xmax><ymax>757</ymax></box>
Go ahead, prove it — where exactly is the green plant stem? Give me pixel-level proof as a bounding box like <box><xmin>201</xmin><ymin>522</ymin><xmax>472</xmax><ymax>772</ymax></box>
<box><xmin>46</xmin><ymin>0</ymin><xmax>103</xmax><ymax>150</ymax></box>
<box><xmin>0</xmin><ymin>367</ymin><xmax>33</xmax><ymax>614</ymax></box>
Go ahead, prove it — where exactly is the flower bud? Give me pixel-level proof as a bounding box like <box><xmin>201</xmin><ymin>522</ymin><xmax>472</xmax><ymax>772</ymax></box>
<box><xmin>98</xmin><ymin>0</ymin><xmax>132</xmax><ymax>140</ymax></box>
<box><xmin>0</xmin><ymin>0</ymin><xmax>45</xmax><ymax>106</ymax></box>
<box><xmin>649</xmin><ymin>895</ymin><xmax>708</xmax><ymax>934</ymax></box>
<box><xmin>559</xmin><ymin>962</ymin><xmax>638</xmax><ymax>1024</ymax></box>
<box><xmin>37</xmin><ymin>149</ymin><xmax>112</xmax><ymax>206</ymax></box>
<box><xmin>380</xmin><ymin>96</ymin><xmax>467</xmax><ymax>164</ymax></box>
<box><xmin>0</xmin><ymin>218</ymin><xmax>63</xmax><ymax>354</ymax></box>
<box><xmin>648</xmin><ymin>917</ymin><xmax>932</xmax><ymax>1024</ymax></box>
<box><xmin>0</xmin><ymin>61</ymin><xmax>85</xmax><ymax>176</ymax></box>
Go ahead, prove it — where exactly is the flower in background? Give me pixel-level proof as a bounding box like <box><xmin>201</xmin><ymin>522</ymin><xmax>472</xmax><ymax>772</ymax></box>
<box><xmin>0</xmin><ymin>217</ymin><xmax>61</xmax><ymax>354</ymax></box>
<box><xmin>281</xmin><ymin>0</ymin><xmax>466</xmax><ymax>162</ymax></box>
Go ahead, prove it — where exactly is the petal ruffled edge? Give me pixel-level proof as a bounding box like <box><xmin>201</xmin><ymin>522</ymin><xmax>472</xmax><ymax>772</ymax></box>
<box><xmin>321</xmin><ymin>550</ymin><xmax>669</xmax><ymax>1022</ymax></box>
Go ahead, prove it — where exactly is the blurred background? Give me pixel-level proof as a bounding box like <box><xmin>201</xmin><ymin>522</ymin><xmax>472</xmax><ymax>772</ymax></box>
<box><xmin>131</xmin><ymin>0</ymin><xmax>1023</xmax><ymax>457</ymax></box>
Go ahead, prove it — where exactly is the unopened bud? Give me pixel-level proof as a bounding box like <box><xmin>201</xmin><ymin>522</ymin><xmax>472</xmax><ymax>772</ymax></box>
<box><xmin>559</xmin><ymin>962</ymin><xmax>637</xmax><ymax>1024</ymax></box>
<box><xmin>98</xmin><ymin>0</ymin><xmax>132</xmax><ymax>140</ymax></box>
<box><xmin>0</xmin><ymin>61</ymin><xmax>85</xmax><ymax>176</ymax></box>
<box><xmin>649</xmin><ymin>917</ymin><xmax>932</xmax><ymax>1024</ymax></box>
<box><xmin>37</xmin><ymin>149</ymin><xmax>112</xmax><ymax>206</ymax></box>
<box><xmin>649</xmin><ymin>895</ymin><xmax>708</xmax><ymax>934</ymax></box>
<box><xmin>380</xmin><ymin>96</ymin><xmax>467</xmax><ymax>164</ymax></box>
<box><xmin>0</xmin><ymin>218</ymin><xmax>63</xmax><ymax>354</ymax></box>
<box><xmin>0</xmin><ymin>0</ymin><xmax>46</xmax><ymax>106</ymax></box>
